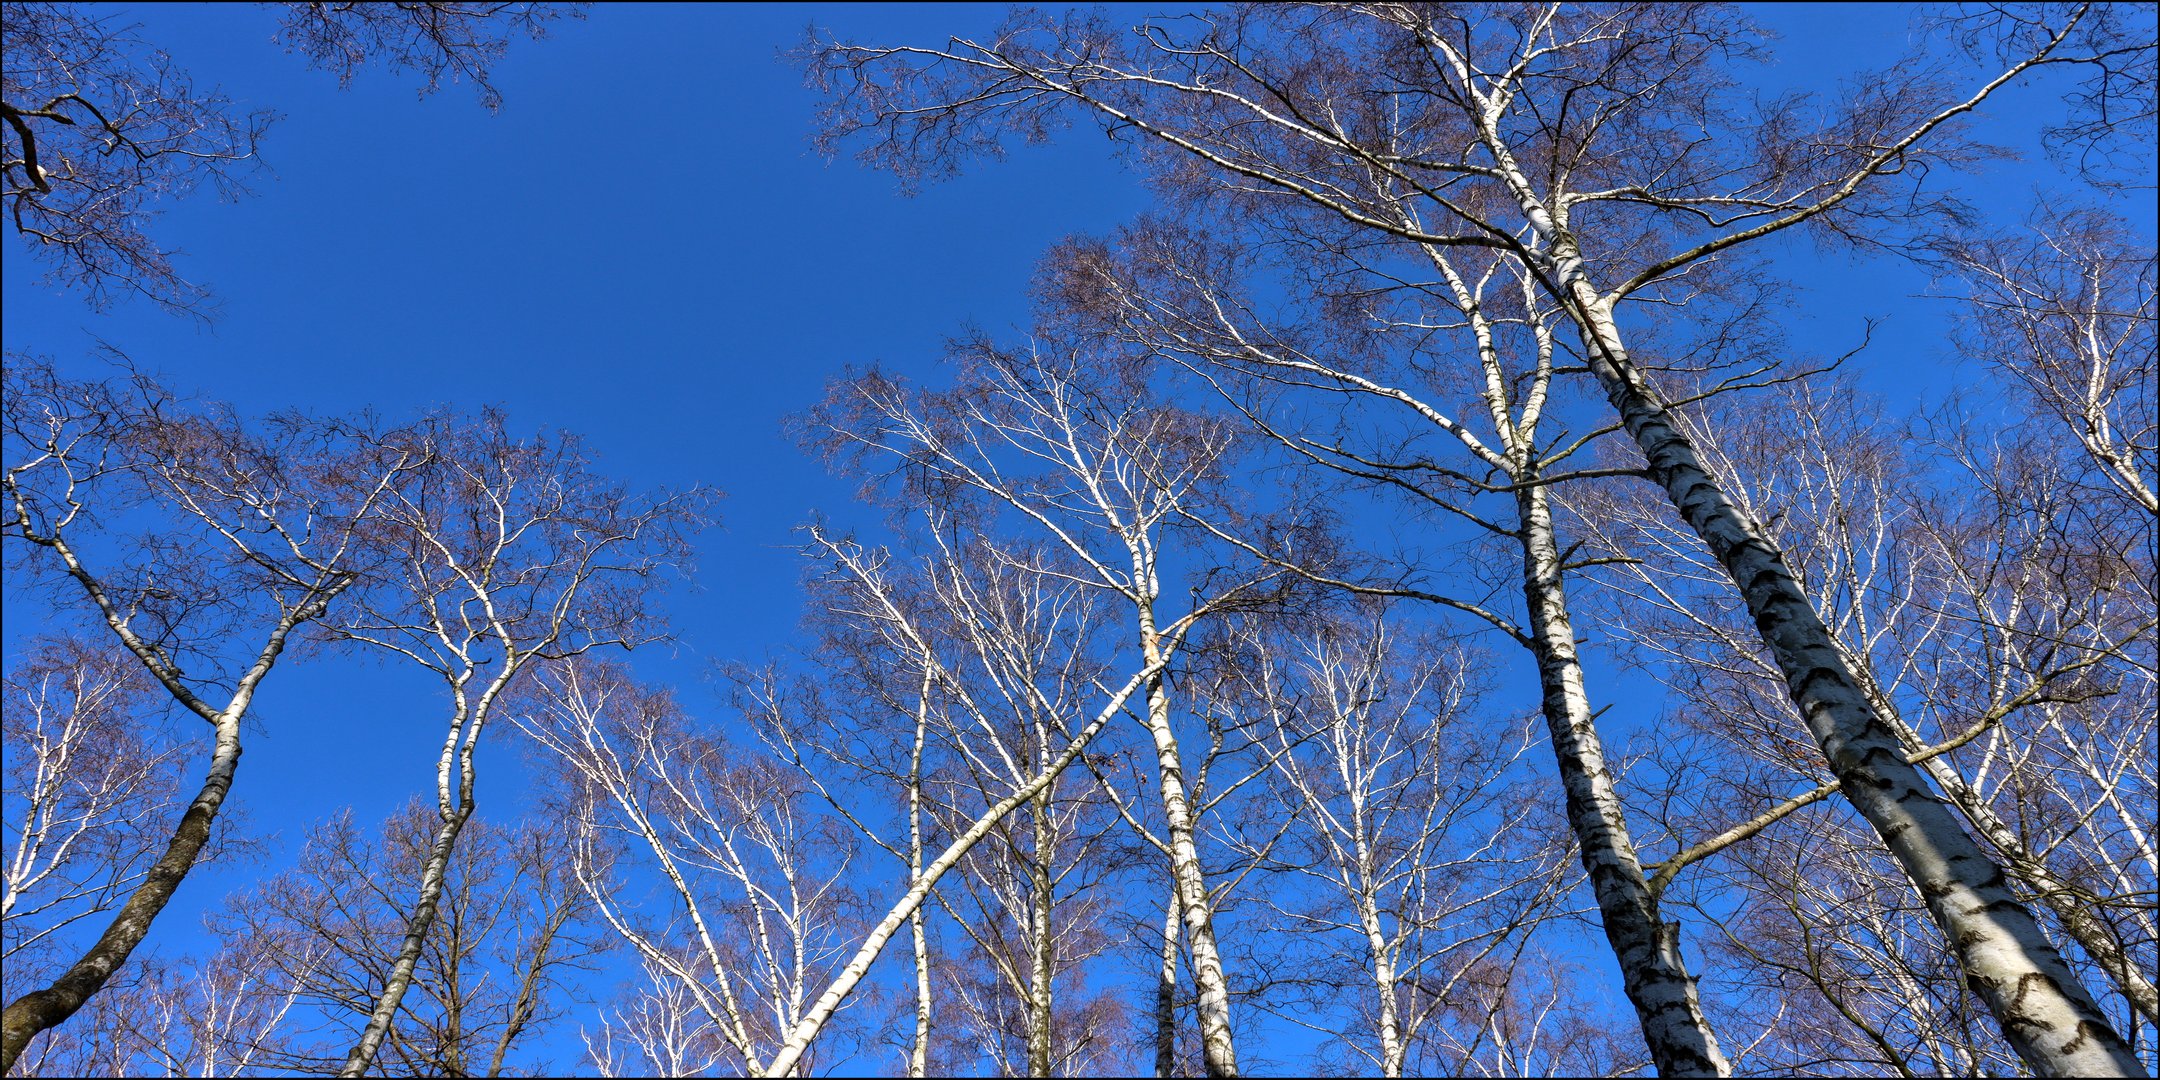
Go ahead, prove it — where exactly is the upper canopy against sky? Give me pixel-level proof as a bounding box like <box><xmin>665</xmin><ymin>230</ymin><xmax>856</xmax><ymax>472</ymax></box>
<box><xmin>4</xmin><ymin>4</ymin><xmax>2149</xmax><ymax>1072</ymax></box>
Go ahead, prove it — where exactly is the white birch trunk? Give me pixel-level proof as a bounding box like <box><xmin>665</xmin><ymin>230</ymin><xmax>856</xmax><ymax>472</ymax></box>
<box><xmin>1941</xmin><ymin>771</ymin><xmax>2160</xmax><ymax>1026</ymax></box>
<box><xmin>758</xmin><ymin>658</ymin><xmax>1163</xmax><ymax>1079</ymax></box>
<box><xmin>1858</xmin><ymin>678</ymin><xmax>2160</xmax><ymax>1028</ymax></box>
<box><xmin>1026</xmin><ymin>791</ymin><xmax>1055</xmax><ymax>1077</ymax></box>
<box><xmin>1138</xmin><ymin>631</ymin><xmax>1239</xmax><ymax>1078</ymax></box>
<box><xmin>1565</xmin><ymin>281</ymin><xmax>2143</xmax><ymax>1078</ymax></box>
<box><xmin>1432</xmin><ymin>54</ymin><xmax>2140</xmax><ymax>1068</ymax></box>
<box><xmin>1352</xmin><ymin>888</ymin><xmax>1405</xmax><ymax>1079</ymax></box>
<box><xmin>334</xmin><ymin>807</ymin><xmax>474</xmax><ymax>1077</ymax></box>
<box><xmin>908</xmin><ymin>714</ymin><xmax>933</xmax><ymax>1079</ymax></box>
<box><xmin>1517</xmin><ymin>484</ymin><xmax>1730</xmax><ymax>1077</ymax></box>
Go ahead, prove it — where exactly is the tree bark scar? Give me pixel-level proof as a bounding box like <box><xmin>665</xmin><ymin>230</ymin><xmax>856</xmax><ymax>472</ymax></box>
<box><xmin>1788</xmin><ymin>664</ymin><xmax>1845</xmax><ymax>700</ymax></box>
<box><xmin>1857</xmin><ymin>744</ymin><xmax>1907</xmax><ymax>767</ymax></box>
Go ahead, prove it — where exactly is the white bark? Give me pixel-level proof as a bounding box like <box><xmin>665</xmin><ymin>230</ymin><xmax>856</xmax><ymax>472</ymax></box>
<box><xmin>758</xmin><ymin>656</ymin><xmax>1164</xmax><ymax>1079</ymax></box>
<box><xmin>1071</xmin><ymin>228</ymin><xmax>1732</xmax><ymax>1075</ymax></box>
<box><xmin>334</xmin><ymin>806</ymin><xmax>475</xmax><ymax>1077</ymax></box>
<box><xmin>1518</xmin><ymin>482</ymin><xmax>1730</xmax><ymax>1077</ymax></box>
<box><xmin>1154</xmin><ymin>885</ymin><xmax>1178</xmax><ymax>1079</ymax></box>
<box><xmin>330</xmin><ymin>417</ymin><xmax>698</xmax><ymax>1078</ymax></box>
<box><xmin>1563</xmin><ymin>284</ymin><xmax>2140</xmax><ymax>1078</ymax></box>
<box><xmin>2</xmin><ymin>648</ymin><xmax>176</xmax><ymax>963</ymax></box>
<box><xmin>810</xmin><ymin>8</ymin><xmax>2150</xmax><ymax>1070</ymax></box>
<box><xmin>1137</xmin><ymin>608</ymin><xmax>1239</xmax><ymax>1079</ymax></box>
<box><xmin>1423</xmin><ymin>24</ymin><xmax>2143</xmax><ymax>1064</ymax></box>
<box><xmin>908</xmin><ymin>700</ymin><xmax>933</xmax><ymax>1080</ymax></box>
<box><xmin>1025</xmin><ymin>790</ymin><xmax>1055</xmax><ymax>1077</ymax></box>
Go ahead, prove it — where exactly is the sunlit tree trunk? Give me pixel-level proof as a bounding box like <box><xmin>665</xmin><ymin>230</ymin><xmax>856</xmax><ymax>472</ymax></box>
<box><xmin>1561</xmin><ymin>274</ymin><xmax>2139</xmax><ymax>1077</ymax></box>
<box><xmin>1137</xmin><ymin>601</ymin><xmax>1239</xmax><ymax>1078</ymax></box>
<box><xmin>2</xmin><ymin>366</ymin><xmax>371</xmax><ymax>1070</ymax></box>
<box><xmin>908</xmin><ymin>710</ymin><xmax>933</xmax><ymax>1080</ymax></box>
<box><xmin>758</xmin><ymin>655</ymin><xmax>1168</xmax><ymax>1079</ymax></box>
<box><xmin>1517</xmin><ymin>481</ymin><xmax>1729</xmax><ymax>1077</ymax></box>
<box><xmin>1025</xmin><ymin>791</ymin><xmax>1056</xmax><ymax>1077</ymax></box>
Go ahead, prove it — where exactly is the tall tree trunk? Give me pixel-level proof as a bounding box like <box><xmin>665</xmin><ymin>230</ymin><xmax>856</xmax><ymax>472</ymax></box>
<box><xmin>0</xmin><ymin>718</ymin><xmax>244</xmax><ymax>1071</ymax></box>
<box><xmin>908</xmin><ymin>900</ymin><xmax>931</xmax><ymax>1079</ymax></box>
<box><xmin>908</xmin><ymin>717</ymin><xmax>933</xmax><ymax>1079</ymax></box>
<box><xmin>0</xmin><ymin>580</ymin><xmax>328</xmax><ymax>1074</ymax></box>
<box><xmin>1138</xmin><ymin>626</ymin><xmax>1239</xmax><ymax>1078</ymax></box>
<box><xmin>1856</xmin><ymin>675</ymin><xmax>2160</xmax><ymax>1028</ymax></box>
<box><xmin>1517</xmin><ymin>484</ymin><xmax>1730</xmax><ymax>1078</ymax></box>
<box><xmin>1026</xmin><ymin>791</ymin><xmax>1056</xmax><ymax>1077</ymax></box>
<box><xmin>1352</xmin><ymin>888</ymin><xmax>1406</xmax><ymax>1078</ymax></box>
<box><xmin>1942</xmin><ymin>776</ymin><xmax>2160</xmax><ymax>1027</ymax></box>
<box><xmin>337</xmin><ymin>807</ymin><xmax>474</xmax><ymax>1077</ymax></box>
<box><xmin>1155</xmin><ymin>887</ymin><xmax>1179</xmax><ymax>1079</ymax></box>
<box><xmin>1564</xmin><ymin>280</ymin><xmax>2144</xmax><ymax>1078</ymax></box>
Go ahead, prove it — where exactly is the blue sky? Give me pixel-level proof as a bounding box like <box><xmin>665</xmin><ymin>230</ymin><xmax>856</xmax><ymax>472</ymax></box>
<box><xmin>4</xmin><ymin>7</ymin><xmax>1170</xmax><ymax>1070</ymax></box>
<box><xmin>5</xmin><ymin>0</ymin><xmax>2117</xmax><ymax>646</ymax></box>
<box><xmin>6</xmin><ymin>2</ymin><xmax>1162</xmax><ymax>836</ymax></box>
<box><xmin>4</xmin><ymin>2</ymin><xmax>2149</xmax><ymax>1073</ymax></box>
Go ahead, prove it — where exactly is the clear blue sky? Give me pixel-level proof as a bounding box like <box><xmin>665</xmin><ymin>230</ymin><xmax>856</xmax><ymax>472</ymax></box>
<box><xmin>3</xmin><ymin>2</ymin><xmax>2143</xmax><ymax>1073</ymax></box>
<box><xmin>6</xmin><ymin>1</ymin><xmax>1164</xmax><ymax>836</ymax></box>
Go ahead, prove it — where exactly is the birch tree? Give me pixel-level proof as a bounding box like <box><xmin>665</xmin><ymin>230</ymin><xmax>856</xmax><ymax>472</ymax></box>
<box><xmin>758</xmin><ymin>525</ymin><xmax>1133</xmax><ymax>1077</ymax></box>
<box><xmin>207</xmin><ymin>804</ymin><xmax>604</xmax><ymax>1077</ymax></box>
<box><xmin>808</xmin><ymin>6</ymin><xmax>2155</xmax><ymax>1070</ymax></box>
<box><xmin>1214</xmin><ymin>608</ymin><xmax>1575</xmax><ymax>1078</ymax></box>
<box><xmin>583</xmin><ymin>954</ymin><xmax>733</xmax><ymax>1079</ymax></box>
<box><xmin>751</xmin><ymin>581</ymin><xmax>950</xmax><ymax>1078</ymax></box>
<box><xmin>1026</xmin><ymin>219</ymin><xmax>1742</xmax><ymax>1075</ymax></box>
<box><xmin>1946</xmin><ymin>207</ymin><xmax>2156</xmax><ymax>518</ymax></box>
<box><xmin>1</xmin><ymin>358</ymin><xmax>408</xmax><ymax>1070</ymax></box>
<box><xmin>3</xmin><ymin>926</ymin><xmax>320</xmax><ymax>1079</ymax></box>
<box><xmin>807</xmin><ymin>340</ymin><xmax>1282</xmax><ymax>1076</ymax></box>
<box><xmin>1566</xmin><ymin>377</ymin><xmax>2157</xmax><ymax>1069</ymax></box>
<box><xmin>328</xmin><ymin>412</ymin><xmax>706</xmax><ymax>1078</ymax></box>
<box><xmin>517</xmin><ymin>659</ymin><xmax>869</xmax><ymax>1078</ymax></box>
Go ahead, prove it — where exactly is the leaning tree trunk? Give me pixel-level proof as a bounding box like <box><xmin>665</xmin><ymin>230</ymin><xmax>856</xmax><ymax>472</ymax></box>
<box><xmin>1935</xmin><ymin>762</ymin><xmax>2160</xmax><ymax>1027</ymax></box>
<box><xmin>759</xmin><ymin>659</ymin><xmax>1164</xmax><ymax>1079</ymax></box>
<box><xmin>1517</xmin><ymin>483</ymin><xmax>1731</xmax><ymax>1078</ymax></box>
<box><xmin>0</xmin><ymin>592</ymin><xmax>328</xmax><ymax>1074</ymax></box>
<box><xmin>336</xmin><ymin>807</ymin><xmax>475</xmax><ymax>1077</ymax></box>
<box><xmin>1</xmin><ymin>717</ymin><xmax>245</xmax><ymax>1071</ymax></box>
<box><xmin>1564</xmin><ymin>276</ymin><xmax>2144</xmax><ymax>1078</ymax></box>
<box><xmin>1853</xmin><ymin>673</ymin><xmax>2160</xmax><ymax>1028</ymax></box>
